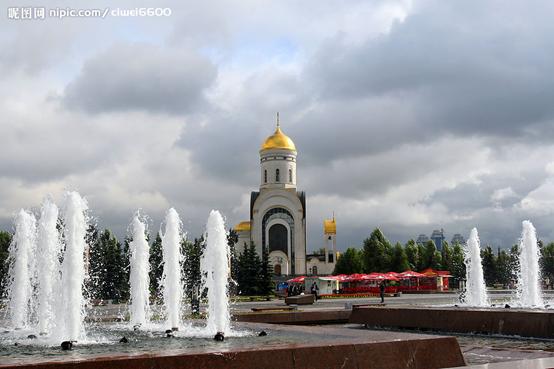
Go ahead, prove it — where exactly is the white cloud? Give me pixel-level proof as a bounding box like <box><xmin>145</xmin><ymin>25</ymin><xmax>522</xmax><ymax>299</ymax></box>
<box><xmin>2</xmin><ymin>0</ymin><xmax>554</xmax><ymax>251</ymax></box>
<box><xmin>519</xmin><ymin>179</ymin><xmax>554</xmax><ymax>216</ymax></box>
<box><xmin>491</xmin><ymin>187</ymin><xmax>518</xmax><ymax>208</ymax></box>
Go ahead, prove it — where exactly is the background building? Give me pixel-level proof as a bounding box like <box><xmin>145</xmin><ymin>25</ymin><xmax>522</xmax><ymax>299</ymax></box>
<box><xmin>430</xmin><ymin>229</ymin><xmax>445</xmax><ymax>251</ymax></box>
<box><xmin>451</xmin><ymin>233</ymin><xmax>466</xmax><ymax>246</ymax></box>
<box><xmin>416</xmin><ymin>234</ymin><xmax>429</xmax><ymax>245</ymax></box>
<box><xmin>306</xmin><ymin>217</ymin><xmax>337</xmax><ymax>275</ymax></box>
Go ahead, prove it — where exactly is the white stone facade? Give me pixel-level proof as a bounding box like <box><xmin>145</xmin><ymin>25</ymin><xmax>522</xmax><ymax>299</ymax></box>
<box><xmin>234</xmin><ymin>124</ymin><xmax>307</xmax><ymax>275</ymax></box>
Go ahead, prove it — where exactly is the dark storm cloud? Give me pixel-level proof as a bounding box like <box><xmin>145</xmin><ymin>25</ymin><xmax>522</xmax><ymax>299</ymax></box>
<box><xmin>297</xmin><ymin>0</ymin><xmax>554</xmax><ymax>164</ymax></box>
<box><xmin>301</xmin><ymin>138</ymin><xmax>475</xmax><ymax>198</ymax></box>
<box><xmin>63</xmin><ymin>43</ymin><xmax>217</xmax><ymax>114</ymax></box>
<box><xmin>169</xmin><ymin>0</ymin><xmax>554</xmax><ymax>250</ymax></box>
<box><xmin>427</xmin><ymin>170</ymin><xmax>547</xmax><ymax>214</ymax></box>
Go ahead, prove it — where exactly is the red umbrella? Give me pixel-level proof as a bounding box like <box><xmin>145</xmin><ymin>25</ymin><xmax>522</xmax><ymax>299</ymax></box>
<box><xmin>366</xmin><ymin>273</ymin><xmax>399</xmax><ymax>281</ymax></box>
<box><xmin>399</xmin><ymin>270</ymin><xmax>426</xmax><ymax>278</ymax></box>
<box><xmin>344</xmin><ymin>273</ymin><xmax>368</xmax><ymax>282</ymax></box>
<box><xmin>421</xmin><ymin>268</ymin><xmax>438</xmax><ymax>276</ymax></box>
<box><xmin>287</xmin><ymin>276</ymin><xmax>306</xmax><ymax>283</ymax></box>
<box><xmin>384</xmin><ymin>272</ymin><xmax>400</xmax><ymax>281</ymax></box>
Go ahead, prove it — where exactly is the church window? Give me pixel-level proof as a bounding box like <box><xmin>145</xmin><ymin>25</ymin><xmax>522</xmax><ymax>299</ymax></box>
<box><xmin>289</xmin><ymin>169</ymin><xmax>293</xmax><ymax>182</ymax></box>
<box><xmin>264</xmin><ymin>170</ymin><xmax>267</xmax><ymax>183</ymax></box>
<box><xmin>276</xmin><ymin>169</ymin><xmax>280</xmax><ymax>182</ymax></box>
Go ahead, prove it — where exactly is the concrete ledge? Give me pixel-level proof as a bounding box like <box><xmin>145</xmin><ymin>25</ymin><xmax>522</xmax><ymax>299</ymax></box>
<box><xmin>0</xmin><ymin>324</ymin><xmax>465</xmax><ymax>369</ymax></box>
<box><xmin>449</xmin><ymin>357</ymin><xmax>554</xmax><ymax>368</ymax></box>
<box><xmin>350</xmin><ymin>305</ymin><xmax>554</xmax><ymax>338</ymax></box>
<box><xmin>285</xmin><ymin>294</ymin><xmax>315</xmax><ymax>305</ymax></box>
<box><xmin>234</xmin><ymin>309</ymin><xmax>351</xmax><ymax>324</ymax></box>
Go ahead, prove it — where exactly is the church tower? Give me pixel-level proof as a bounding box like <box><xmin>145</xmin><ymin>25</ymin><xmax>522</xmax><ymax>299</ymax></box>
<box><xmin>234</xmin><ymin>115</ymin><xmax>307</xmax><ymax>276</ymax></box>
<box><xmin>323</xmin><ymin>217</ymin><xmax>337</xmax><ymax>265</ymax></box>
<box><xmin>259</xmin><ymin>114</ymin><xmax>297</xmax><ymax>190</ymax></box>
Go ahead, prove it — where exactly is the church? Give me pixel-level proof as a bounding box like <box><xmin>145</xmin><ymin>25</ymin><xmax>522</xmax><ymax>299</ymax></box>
<box><xmin>234</xmin><ymin>116</ymin><xmax>337</xmax><ymax>276</ymax></box>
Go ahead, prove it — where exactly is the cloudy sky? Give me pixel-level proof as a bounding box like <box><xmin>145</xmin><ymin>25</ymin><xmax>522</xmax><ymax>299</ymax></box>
<box><xmin>2</xmin><ymin>0</ymin><xmax>554</xmax><ymax>250</ymax></box>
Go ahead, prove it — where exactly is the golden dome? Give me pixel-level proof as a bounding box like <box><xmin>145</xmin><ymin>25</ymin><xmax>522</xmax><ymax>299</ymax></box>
<box><xmin>324</xmin><ymin>218</ymin><xmax>336</xmax><ymax>234</ymax></box>
<box><xmin>260</xmin><ymin>124</ymin><xmax>296</xmax><ymax>152</ymax></box>
<box><xmin>234</xmin><ymin>221</ymin><xmax>251</xmax><ymax>232</ymax></box>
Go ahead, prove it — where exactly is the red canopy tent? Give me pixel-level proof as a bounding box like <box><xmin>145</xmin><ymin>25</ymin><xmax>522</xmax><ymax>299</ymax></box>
<box><xmin>383</xmin><ymin>272</ymin><xmax>400</xmax><ymax>281</ymax></box>
<box><xmin>287</xmin><ymin>276</ymin><xmax>306</xmax><ymax>283</ymax></box>
<box><xmin>418</xmin><ymin>269</ymin><xmax>452</xmax><ymax>290</ymax></box>
<box><xmin>344</xmin><ymin>273</ymin><xmax>368</xmax><ymax>282</ymax></box>
<box><xmin>399</xmin><ymin>270</ymin><xmax>426</xmax><ymax>278</ymax></box>
<box><xmin>368</xmin><ymin>273</ymin><xmax>400</xmax><ymax>281</ymax></box>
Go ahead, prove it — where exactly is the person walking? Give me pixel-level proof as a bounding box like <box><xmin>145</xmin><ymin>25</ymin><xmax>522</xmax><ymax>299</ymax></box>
<box><xmin>379</xmin><ymin>281</ymin><xmax>386</xmax><ymax>303</ymax></box>
<box><xmin>292</xmin><ymin>284</ymin><xmax>298</xmax><ymax>296</ymax></box>
<box><xmin>310</xmin><ymin>281</ymin><xmax>319</xmax><ymax>301</ymax></box>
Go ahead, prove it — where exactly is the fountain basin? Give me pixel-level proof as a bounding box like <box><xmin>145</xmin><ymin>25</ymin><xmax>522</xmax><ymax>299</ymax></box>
<box><xmin>350</xmin><ymin>305</ymin><xmax>554</xmax><ymax>338</ymax></box>
<box><xmin>0</xmin><ymin>322</ymin><xmax>464</xmax><ymax>369</ymax></box>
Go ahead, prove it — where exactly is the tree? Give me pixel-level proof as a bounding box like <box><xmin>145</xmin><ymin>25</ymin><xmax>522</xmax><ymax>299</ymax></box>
<box><xmin>416</xmin><ymin>243</ymin><xmax>427</xmax><ymax>271</ymax></box>
<box><xmin>182</xmin><ymin>237</ymin><xmax>203</xmax><ymax>307</ymax></box>
<box><xmin>87</xmin><ymin>229</ymin><xmax>127</xmax><ymax>301</ymax></box>
<box><xmin>101</xmin><ymin>230</ymin><xmax>125</xmax><ymax>301</ymax></box>
<box><xmin>404</xmin><ymin>240</ymin><xmax>419</xmax><ymax>271</ymax></box>
<box><xmin>391</xmin><ymin>242</ymin><xmax>410</xmax><ymax>272</ymax></box>
<box><xmin>441</xmin><ymin>241</ymin><xmax>453</xmax><ymax>272</ymax></box>
<box><xmin>496</xmin><ymin>248</ymin><xmax>512</xmax><ymax>287</ymax></box>
<box><xmin>509</xmin><ymin>244</ymin><xmax>519</xmax><ymax>287</ymax></box>
<box><xmin>481</xmin><ymin>245</ymin><xmax>496</xmax><ymax>286</ymax></box>
<box><xmin>421</xmin><ymin>240</ymin><xmax>441</xmax><ymax>270</ymax></box>
<box><xmin>450</xmin><ymin>242</ymin><xmax>465</xmax><ymax>289</ymax></box>
<box><xmin>362</xmin><ymin>229</ymin><xmax>392</xmax><ymax>272</ymax></box>
<box><xmin>432</xmin><ymin>251</ymin><xmax>443</xmax><ymax>270</ymax></box>
<box><xmin>0</xmin><ymin>231</ymin><xmax>12</xmax><ymax>297</ymax></box>
<box><xmin>236</xmin><ymin>242</ymin><xmax>261</xmax><ymax>295</ymax></box>
<box><xmin>259</xmin><ymin>246</ymin><xmax>274</xmax><ymax>295</ymax></box>
<box><xmin>227</xmin><ymin>230</ymin><xmax>239</xmax><ymax>284</ymax></box>
<box><xmin>118</xmin><ymin>237</ymin><xmax>130</xmax><ymax>301</ymax></box>
<box><xmin>86</xmin><ymin>224</ymin><xmax>102</xmax><ymax>300</ymax></box>
<box><xmin>333</xmin><ymin>247</ymin><xmax>363</xmax><ymax>275</ymax></box>
<box><xmin>149</xmin><ymin>232</ymin><xmax>164</xmax><ymax>300</ymax></box>
<box><xmin>541</xmin><ymin>242</ymin><xmax>554</xmax><ymax>288</ymax></box>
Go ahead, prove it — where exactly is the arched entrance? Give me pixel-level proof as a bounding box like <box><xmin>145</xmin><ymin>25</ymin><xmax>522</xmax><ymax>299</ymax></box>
<box><xmin>262</xmin><ymin>207</ymin><xmax>295</xmax><ymax>274</ymax></box>
<box><xmin>268</xmin><ymin>224</ymin><xmax>287</xmax><ymax>254</ymax></box>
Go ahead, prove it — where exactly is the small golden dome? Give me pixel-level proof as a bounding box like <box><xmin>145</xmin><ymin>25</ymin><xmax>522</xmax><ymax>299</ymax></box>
<box><xmin>260</xmin><ymin>123</ymin><xmax>296</xmax><ymax>152</ymax></box>
<box><xmin>234</xmin><ymin>221</ymin><xmax>251</xmax><ymax>232</ymax></box>
<box><xmin>324</xmin><ymin>218</ymin><xmax>336</xmax><ymax>234</ymax></box>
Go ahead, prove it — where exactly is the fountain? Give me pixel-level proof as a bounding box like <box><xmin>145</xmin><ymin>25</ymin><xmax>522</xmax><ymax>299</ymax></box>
<box><xmin>0</xmin><ymin>196</ymin><xmax>467</xmax><ymax>369</ymax></box>
<box><xmin>36</xmin><ymin>198</ymin><xmax>61</xmax><ymax>335</ymax></box>
<box><xmin>7</xmin><ymin>209</ymin><xmax>37</xmax><ymax>329</ymax></box>
<box><xmin>128</xmin><ymin>213</ymin><xmax>151</xmax><ymax>327</ymax></box>
<box><xmin>202</xmin><ymin>210</ymin><xmax>231</xmax><ymax>336</ymax></box>
<box><xmin>160</xmin><ymin>208</ymin><xmax>184</xmax><ymax>330</ymax></box>
<box><xmin>515</xmin><ymin>220</ymin><xmax>544</xmax><ymax>308</ymax></box>
<box><xmin>57</xmin><ymin>191</ymin><xmax>89</xmax><ymax>341</ymax></box>
<box><xmin>462</xmin><ymin>228</ymin><xmax>488</xmax><ymax>306</ymax></box>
